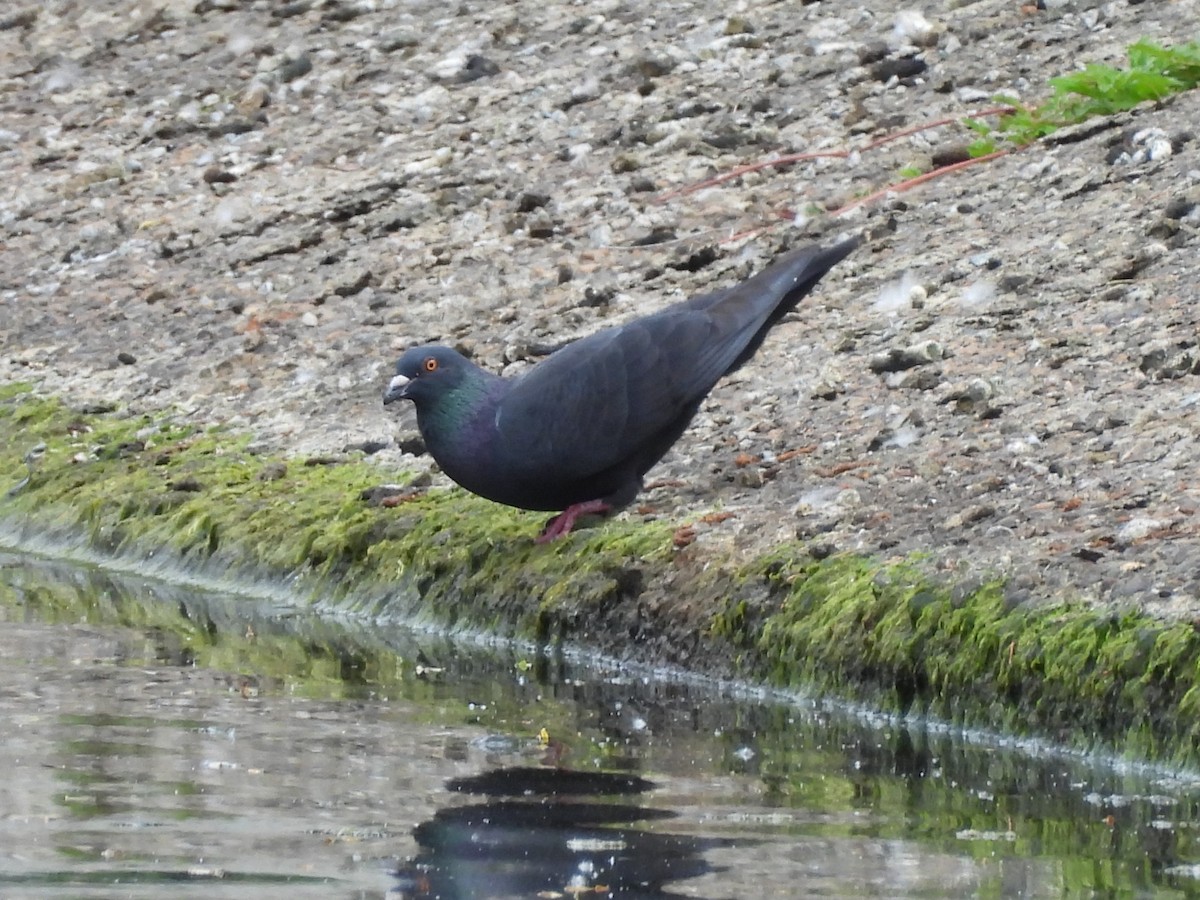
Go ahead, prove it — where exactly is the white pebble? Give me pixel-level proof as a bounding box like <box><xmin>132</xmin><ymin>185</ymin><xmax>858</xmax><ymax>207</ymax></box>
<box><xmin>874</xmin><ymin>271</ymin><xmax>921</xmax><ymax>314</ymax></box>
<box><xmin>1117</xmin><ymin>516</ymin><xmax>1169</xmax><ymax>544</ymax></box>
<box><xmin>892</xmin><ymin>10</ymin><xmax>934</xmax><ymax>45</ymax></box>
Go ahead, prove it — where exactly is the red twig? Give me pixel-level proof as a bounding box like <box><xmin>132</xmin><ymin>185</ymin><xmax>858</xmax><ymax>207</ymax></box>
<box><xmin>653</xmin><ymin>105</ymin><xmax>1018</xmax><ymax>205</ymax></box>
<box><xmin>712</xmin><ymin>146</ymin><xmax>1012</xmax><ymax>243</ymax></box>
<box><xmin>653</xmin><ymin>149</ymin><xmax>850</xmax><ymax>203</ymax></box>
<box><xmin>832</xmin><ymin>148</ymin><xmax>1012</xmax><ymax>216</ymax></box>
<box><xmin>856</xmin><ymin>106</ymin><xmax>1015</xmax><ymax>153</ymax></box>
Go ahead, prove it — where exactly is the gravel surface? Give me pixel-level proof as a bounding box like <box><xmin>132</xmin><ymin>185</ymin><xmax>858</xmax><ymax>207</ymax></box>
<box><xmin>2</xmin><ymin>0</ymin><xmax>1198</xmax><ymax>613</ymax></box>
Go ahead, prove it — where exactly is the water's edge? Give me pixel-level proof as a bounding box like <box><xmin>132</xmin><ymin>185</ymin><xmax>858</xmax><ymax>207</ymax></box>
<box><xmin>2</xmin><ymin>384</ymin><xmax>1199</xmax><ymax>766</ymax></box>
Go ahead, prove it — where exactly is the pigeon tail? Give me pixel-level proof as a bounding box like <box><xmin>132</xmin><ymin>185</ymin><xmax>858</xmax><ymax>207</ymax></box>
<box><xmin>721</xmin><ymin>236</ymin><xmax>862</xmax><ymax>376</ymax></box>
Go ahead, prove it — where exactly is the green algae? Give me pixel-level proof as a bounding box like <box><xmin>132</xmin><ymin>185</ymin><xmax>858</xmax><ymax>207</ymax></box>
<box><xmin>5</xmin><ymin>385</ymin><xmax>1200</xmax><ymax>765</ymax></box>
<box><xmin>0</xmin><ymin>387</ymin><xmax>672</xmax><ymax>638</ymax></box>
<box><xmin>714</xmin><ymin>552</ymin><xmax>1200</xmax><ymax>765</ymax></box>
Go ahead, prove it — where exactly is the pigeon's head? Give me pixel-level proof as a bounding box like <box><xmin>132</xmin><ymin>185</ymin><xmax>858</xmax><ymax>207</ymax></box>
<box><xmin>383</xmin><ymin>345</ymin><xmax>473</xmax><ymax>408</ymax></box>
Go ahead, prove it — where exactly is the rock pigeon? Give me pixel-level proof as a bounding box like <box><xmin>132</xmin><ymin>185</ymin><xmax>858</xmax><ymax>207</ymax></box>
<box><xmin>384</xmin><ymin>237</ymin><xmax>860</xmax><ymax>542</ymax></box>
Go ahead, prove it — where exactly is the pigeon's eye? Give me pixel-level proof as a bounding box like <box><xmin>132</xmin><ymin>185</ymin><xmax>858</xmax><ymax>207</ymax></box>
<box><xmin>423</xmin><ymin>357</ymin><xmax>438</xmax><ymax>373</ymax></box>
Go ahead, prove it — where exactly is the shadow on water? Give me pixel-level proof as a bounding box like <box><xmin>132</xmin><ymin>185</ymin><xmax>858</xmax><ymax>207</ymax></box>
<box><xmin>3</xmin><ymin>550</ymin><xmax>1200</xmax><ymax>897</ymax></box>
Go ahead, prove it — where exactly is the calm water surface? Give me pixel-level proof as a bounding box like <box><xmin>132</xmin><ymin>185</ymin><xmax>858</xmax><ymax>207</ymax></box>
<box><xmin>2</xmin><ymin>550</ymin><xmax>1200</xmax><ymax>899</ymax></box>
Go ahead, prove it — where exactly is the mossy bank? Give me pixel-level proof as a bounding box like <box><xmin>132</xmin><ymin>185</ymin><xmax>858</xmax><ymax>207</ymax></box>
<box><xmin>4</xmin><ymin>383</ymin><xmax>1200</xmax><ymax>767</ymax></box>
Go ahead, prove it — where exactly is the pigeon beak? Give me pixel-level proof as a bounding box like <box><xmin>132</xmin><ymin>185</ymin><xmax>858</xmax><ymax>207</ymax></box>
<box><xmin>383</xmin><ymin>373</ymin><xmax>411</xmax><ymax>405</ymax></box>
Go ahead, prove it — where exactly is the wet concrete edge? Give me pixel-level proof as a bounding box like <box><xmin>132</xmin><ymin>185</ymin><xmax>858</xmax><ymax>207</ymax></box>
<box><xmin>2</xmin><ymin>383</ymin><xmax>1198</xmax><ymax>766</ymax></box>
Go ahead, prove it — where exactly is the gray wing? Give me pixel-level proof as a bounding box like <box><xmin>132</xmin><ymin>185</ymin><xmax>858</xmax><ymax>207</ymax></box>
<box><xmin>493</xmin><ymin>238</ymin><xmax>859</xmax><ymax>483</ymax></box>
<box><xmin>493</xmin><ymin>308</ymin><xmax>740</xmax><ymax>484</ymax></box>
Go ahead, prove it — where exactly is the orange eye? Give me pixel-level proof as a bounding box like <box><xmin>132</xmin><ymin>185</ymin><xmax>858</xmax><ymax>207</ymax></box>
<box><xmin>423</xmin><ymin>357</ymin><xmax>438</xmax><ymax>373</ymax></box>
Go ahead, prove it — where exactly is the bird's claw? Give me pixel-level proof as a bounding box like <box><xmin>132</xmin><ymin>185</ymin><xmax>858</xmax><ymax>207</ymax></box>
<box><xmin>535</xmin><ymin>500</ymin><xmax>612</xmax><ymax>543</ymax></box>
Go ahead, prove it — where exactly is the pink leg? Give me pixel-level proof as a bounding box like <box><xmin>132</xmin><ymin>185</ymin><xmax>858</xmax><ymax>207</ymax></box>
<box><xmin>535</xmin><ymin>499</ymin><xmax>612</xmax><ymax>543</ymax></box>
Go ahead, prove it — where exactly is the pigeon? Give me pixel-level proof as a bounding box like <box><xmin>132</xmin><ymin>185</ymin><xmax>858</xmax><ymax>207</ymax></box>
<box><xmin>383</xmin><ymin>237</ymin><xmax>860</xmax><ymax>542</ymax></box>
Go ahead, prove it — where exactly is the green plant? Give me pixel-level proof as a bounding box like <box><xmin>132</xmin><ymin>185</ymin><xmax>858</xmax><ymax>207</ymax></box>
<box><xmin>964</xmin><ymin>38</ymin><xmax>1200</xmax><ymax>155</ymax></box>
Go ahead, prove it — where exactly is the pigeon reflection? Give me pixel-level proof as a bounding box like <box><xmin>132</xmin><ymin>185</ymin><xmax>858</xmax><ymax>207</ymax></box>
<box><xmin>390</xmin><ymin>766</ymin><xmax>734</xmax><ymax>899</ymax></box>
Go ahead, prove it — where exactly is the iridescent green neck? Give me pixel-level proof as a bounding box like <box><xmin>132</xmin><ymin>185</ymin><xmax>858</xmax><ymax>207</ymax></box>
<box><xmin>415</xmin><ymin>369</ymin><xmax>503</xmax><ymax>473</ymax></box>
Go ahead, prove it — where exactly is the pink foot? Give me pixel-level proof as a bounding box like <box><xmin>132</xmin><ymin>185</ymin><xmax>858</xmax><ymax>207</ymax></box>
<box><xmin>535</xmin><ymin>499</ymin><xmax>612</xmax><ymax>543</ymax></box>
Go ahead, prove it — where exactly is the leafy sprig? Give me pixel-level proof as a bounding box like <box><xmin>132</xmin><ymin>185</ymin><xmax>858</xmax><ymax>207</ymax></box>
<box><xmin>965</xmin><ymin>38</ymin><xmax>1200</xmax><ymax>156</ymax></box>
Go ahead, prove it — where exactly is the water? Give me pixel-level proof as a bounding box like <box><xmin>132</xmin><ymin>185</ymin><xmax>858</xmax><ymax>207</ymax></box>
<box><xmin>2</xmin><ymin>551</ymin><xmax>1200</xmax><ymax>899</ymax></box>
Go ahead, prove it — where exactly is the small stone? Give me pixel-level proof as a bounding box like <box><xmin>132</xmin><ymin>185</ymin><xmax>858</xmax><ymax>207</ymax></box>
<box><xmin>270</xmin><ymin>1</ymin><xmax>311</xmax><ymax>18</ymax></box>
<box><xmin>631</xmin><ymin>227</ymin><xmax>676</xmax><ymax>246</ymax></box>
<box><xmin>858</xmin><ymin>41</ymin><xmax>890</xmax><ymax>65</ymax></box>
<box><xmin>893</xmin><ymin>9</ymin><xmax>937</xmax><ymax>45</ymax></box>
<box><xmin>726</xmin><ymin>33</ymin><xmax>763</xmax><ymax>49</ymax></box>
<box><xmin>396</xmin><ymin>434</ymin><xmax>426</xmax><ymax>457</ymax></box>
<box><xmin>323</xmin><ymin>2</ymin><xmax>366</xmax><ymax>22</ymax></box>
<box><xmin>236</xmin><ymin>82</ymin><xmax>270</xmax><ymax>114</ymax></box>
<box><xmin>379</xmin><ymin>29</ymin><xmax>420</xmax><ymax>52</ymax></box>
<box><xmin>724</xmin><ymin>16</ymin><xmax>755</xmax><ymax>35</ymax></box>
<box><xmin>896</xmin><ymin>368</ymin><xmax>941</xmax><ymax>390</ymax></box>
<box><xmin>1164</xmin><ymin>194</ymin><xmax>1198</xmax><ymax>220</ymax></box>
<box><xmin>1116</xmin><ymin>516</ymin><xmax>1170</xmax><ymax>545</ymax></box>
<box><xmin>931</xmin><ymin>144</ymin><xmax>972</xmax><ymax>167</ymax></box>
<box><xmin>76</xmin><ymin>401</ymin><xmax>117</xmax><ymax>415</ymax></box>
<box><xmin>301</xmin><ymin>311</ymin><xmax>319</xmax><ymax>327</ymax></box>
<box><xmin>456</xmin><ymin>55</ymin><xmax>500</xmax><ymax>83</ymax></box>
<box><xmin>956</xmin><ymin>87</ymin><xmax>991</xmax><ymax>103</ymax></box>
<box><xmin>361</xmin><ymin>482</ymin><xmax>424</xmax><ymax>506</ymax></box>
<box><xmin>515</xmin><ymin>191</ymin><xmax>550</xmax><ymax>212</ymax></box>
<box><xmin>564</xmin><ymin>78</ymin><xmax>600</xmax><ymax>108</ymax></box>
<box><xmin>333</xmin><ymin>271</ymin><xmax>373</xmax><ymax>297</ymax></box>
<box><xmin>868</xmin><ymin>340</ymin><xmax>944</xmax><ymax>373</ymax></box>
<box><xmin>0</xmin><ymin>8</ymin><xmax>38</xmax><ymax>30</ymax></box>
<box><xmin>634</xmin><ymin>53</ymin><xmax>676</xmax><ymax>78</ymax></box>
<box><xmin>870</xmin><ymin>56</ymin><xmax>927</xmax><ymax>83</ymax></box>
<box><xmin>1138</xmin><ymin>340</ymin><xmax>1198</xmax><ymax>379</ymax></box>
<box><xmin>207</xmin><ymin>118</ymin><xmax>260</xmax><ymax>139</ymax></box>
<box><xmin>117</xmin><ymin>351</ymin><xmax>136</xmax><ymax>365</ymax></box>
<box><xmin>345</xmin><ymin>439</ymin><xmax>389</xmax><ymax>455</ymax></box>
<box><xmin>257</xmin><ymin>462</ymin><xmax>287</xmax><ymax>481</ymax></box>
<box><xmin>738</xmin><ymin>466</ymin><xmax>766</xmax><ymax>489</ymax></box>
<box><xmin>525</xmin><ymin>210</ymin><xmax>556</xmax><ymax>238</ymax></box>
<box><xmin>203</xmin><ymin>166</ymin><xmax>237</xmax><ymax>185</ymax></box>
<box><xmin>611</xmin><ymin>153</ymin><xmax>640</xmax><ymax>174</ymax></box>
<box><xmin>277</xmin><ymin>53</ymin><xmax>312</xmax><ymax>82</ymax></box>
<box><xmin>942</xmin><ymin>504</ymin><xmax>996</xmax><ymax>530</ymax></box>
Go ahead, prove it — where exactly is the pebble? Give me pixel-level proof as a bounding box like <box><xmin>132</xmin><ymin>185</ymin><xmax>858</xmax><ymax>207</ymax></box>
<box><xmin>868</xmin><ymin>340</ymin><xmax>944</xmax><ymax>373</ymax></box>
<box><xmin>1116</xmin><ymin>516</ymin><xmax>1171</xmax><ymax>546</ymax></box>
